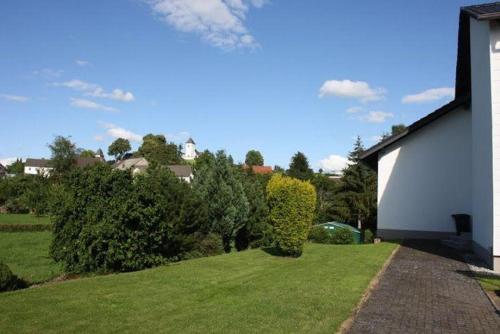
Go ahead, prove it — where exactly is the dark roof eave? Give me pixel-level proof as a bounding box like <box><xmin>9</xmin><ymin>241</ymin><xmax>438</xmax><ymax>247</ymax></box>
<box><xmin>462</xmin><ymin>2</ymin><xmax>500</xmax><ymax>20</ymax></box>
<box><xmin>360</xmin><ymin>96</ymin><xmax>470</xmax><ymax>169</ymax></box>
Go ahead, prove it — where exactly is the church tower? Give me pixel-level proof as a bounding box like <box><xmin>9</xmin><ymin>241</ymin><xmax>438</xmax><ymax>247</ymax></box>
<box><xmin>182</xmin><ymin>138</ymin><xmax>197</xmax><ymax>161</ymax></box>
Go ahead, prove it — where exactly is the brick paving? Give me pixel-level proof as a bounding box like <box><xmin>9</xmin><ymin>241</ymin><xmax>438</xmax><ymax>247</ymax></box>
<box><xmin>347</xmin><ymin>240</ymin><xmax>500</xmax><ymax>334</ymax></box>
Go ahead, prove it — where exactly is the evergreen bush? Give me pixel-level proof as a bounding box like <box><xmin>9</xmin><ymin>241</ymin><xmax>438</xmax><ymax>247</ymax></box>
<box><xmin>266</xmin><ymin>174</ymin><xmax>316</xmax><ymax>256</ymax></box>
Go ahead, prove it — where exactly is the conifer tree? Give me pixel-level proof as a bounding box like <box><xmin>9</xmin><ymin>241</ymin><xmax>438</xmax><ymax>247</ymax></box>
<box><xmin>193</xmin><ymin>150</ymin><xmax>249</xmax><ymax>252</ymax></box>
<box><xmin>335</xmin><ymin>136</ymin><xmax>377</xmax><ymax>229</ymax></box>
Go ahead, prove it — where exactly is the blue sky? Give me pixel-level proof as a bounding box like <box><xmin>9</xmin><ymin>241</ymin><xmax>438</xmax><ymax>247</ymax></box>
<box><xmin>0</xmin><ymin>0</ymin><xmax>486</xmax><ymax>171</ymax></box>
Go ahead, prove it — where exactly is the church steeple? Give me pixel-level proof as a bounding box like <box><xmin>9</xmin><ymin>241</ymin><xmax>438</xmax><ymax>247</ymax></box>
<box><xmin>182</xmin><ymin>138</ymin><xmax>197</xmax><ymax>161</ymax></box>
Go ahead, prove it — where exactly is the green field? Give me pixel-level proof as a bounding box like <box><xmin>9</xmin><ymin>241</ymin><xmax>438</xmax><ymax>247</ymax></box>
<box><xmin>0</xmin><ymin>242</ymin><xmax>397</xmax><ymax>333</ymax></box>
<box><xmin>0</xmin><ymin>213</ymin><xmax>51</xmax><ymax>225</ymax></box>
<box><xmin>0</xmin><ymin>232</ymin><xmax>62</xmax><ymax>283</ymax></box>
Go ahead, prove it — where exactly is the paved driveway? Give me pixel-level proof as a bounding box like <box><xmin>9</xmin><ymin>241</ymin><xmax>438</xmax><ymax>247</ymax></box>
<box><xmin>347</xmin><ymin>240</ymin><xmax>500</xmax><ymax>334</ymax></box>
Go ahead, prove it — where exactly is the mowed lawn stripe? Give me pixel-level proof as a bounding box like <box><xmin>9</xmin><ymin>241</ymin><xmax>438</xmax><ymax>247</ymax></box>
<box><xmin>0</xmin><ymin>242</ymin><xmax>397</xmax><ymax>334</ymax></box>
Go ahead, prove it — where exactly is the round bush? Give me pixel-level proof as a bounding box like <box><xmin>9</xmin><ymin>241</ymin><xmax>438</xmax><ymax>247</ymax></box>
<box><xmin>0</xmin><ymin>263</ymin><xmax>19</xmax><ymax>292</ymax></box>
<box><xmin>331</xmin><ymin>228</ymin><xmax>354</xmax><ymax>245</ymax></box>
<box><xmin>266</xmin><ymin>174</ymin><xmax>316</xmax><ymax>256</ymax></box>
<box><xmin>308</xmin><ymin>225</ymin><xmax>332</xmax><ymax>244</ymax></box>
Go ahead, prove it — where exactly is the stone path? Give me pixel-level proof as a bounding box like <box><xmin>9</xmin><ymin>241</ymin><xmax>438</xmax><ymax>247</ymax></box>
<box><xmin>347</xmin><ymin>240</ymin><xmax>500</xmax><ymax>334</ymax></box>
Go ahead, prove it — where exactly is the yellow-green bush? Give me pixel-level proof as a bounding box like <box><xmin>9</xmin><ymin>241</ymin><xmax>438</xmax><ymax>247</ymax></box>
<box><xmin>266</xmin><ymin>174</ymin><xmax>316</xmax><ymax>256</ymax></box>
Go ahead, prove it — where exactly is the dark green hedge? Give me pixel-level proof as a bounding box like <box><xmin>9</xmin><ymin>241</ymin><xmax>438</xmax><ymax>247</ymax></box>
<box><xmin>0</xmin><ymin>224</ymin><xmax>52</xmax><ymax>232</ymax></box>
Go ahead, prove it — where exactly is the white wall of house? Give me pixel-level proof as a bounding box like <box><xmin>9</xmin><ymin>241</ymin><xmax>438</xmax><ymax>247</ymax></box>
<box><xmin>470</xmin><ymin>17</ymin><xmax>495</xmax><ymax>260</ymax></box>
<box><xmin>24</xmin><ymin>166</ymin><xmax>53</xmax><ymax>176</ymax></box>
<box><xmin>488</xmin><ymin>20</ymin><xmax>500</xmax><ymax>260</ymax></box>
<box><xmin>377</xmin><ymin>107</ymin><xmax>472</xmax><ymax>236</ymax></box>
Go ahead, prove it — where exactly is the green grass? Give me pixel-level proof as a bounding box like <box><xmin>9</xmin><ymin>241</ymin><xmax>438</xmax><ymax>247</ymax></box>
<box><xmin>0</xmin><ymin>213</ymin><xmax>51</xmax><ymax>225</ymax></box>
<box><xmin>0</xmin><ymin>242</ymin><xmax>397</xmax><ymax>333</ymax></box>
<box><xmin>477</xmin><ymin>275</ymin><xmax>500</xmax><ymax>293</ymax></box>
<box><xmin>0</xmin><ymin>232</ymin><xmax>62</xmax><ymax>283</ymax></box>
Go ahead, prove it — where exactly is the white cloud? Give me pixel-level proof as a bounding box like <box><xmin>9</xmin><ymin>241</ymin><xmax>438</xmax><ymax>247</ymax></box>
<box><xmin>146</xmin><ymin>0</ymin><xmax>265</xmax><ymax>50</ymax></box>
<box><xmin>318</xmin><ymin>154</ymin><xmax>350</xmax><ymax>173</ymax></box>
<box><xmin>55</xmin><ymin>79</ymin><xmax>135</xmax><ymax>102</ymax></box>
<box><xmin>33</xmin><ymin>68</ymin><xmax>63</xmax><ymax>78</ymax></box>
<box><xmin>0</xmin><ymin>94</ymin><xmax>30</xmax><ymax>102</ymax></box>
<box><xmin>360</xmin><ymin>111</ymin><xmax>394</xmax><ymax>123</ymax></box>
<box><xmin>94</xmin><ymin>135</ymin><xmax>105</xmax><ymax>142</ymax></box>
<box><xmin>0</xmin><ymin>157</ymin><xmax>18</xmax><ymax>166</ymax></box>
<box><xmin>370</xmin><ymin>135</ymin><xmax>383</xmax><ymax>142</ymax></box>
<box><xmin>346</xmin><ymin>106</ymin><xmax>363</xmax><ymax>114</ymax></box>
<box><xmin>70</xmin><ymin>98</ymin><xmax>118</xmax><ymax>112</ymax></box>
<box><xmin>402</xmin><ymin>87</ymin><xmax>454</xmax><ymax>104</ymax></box>
<box><xmin>99</xmin><ymin>122</ymin><xmax>143</xmax><ymax>142</ymax></box>
<box><xmin>319</xmin><ymin>80</ymin><xmax>386</xmax><ymax>102</ymax></box>
<box><xmin>75</xmin><ymin>59</ymin><xmax>90</xmax><ymax>66</ymax></box>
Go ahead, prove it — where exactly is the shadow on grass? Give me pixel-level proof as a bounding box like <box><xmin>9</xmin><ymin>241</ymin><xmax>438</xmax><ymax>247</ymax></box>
<box><xmin>261</xmin><ymin>246</ymin><xmax>301</xmax><ymax>258</ymax></box>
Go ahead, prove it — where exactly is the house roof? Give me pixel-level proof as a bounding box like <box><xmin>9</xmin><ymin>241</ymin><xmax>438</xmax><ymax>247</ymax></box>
<box><xmin>167</xmin><ymin>165</ymin><xmax>193</xmax><ymax>177</ymax></box>
<box><xmin>186</xmin><ymin>137</ymin><xmax>195</xmax><ymax>145</ymax></box>
<box><xmin>360</xmin><ymin>3</ymin><xmax>500</xmax><ymax>168</ymax></box>
<box><xmin>114</xmin><ymin>157</ymin><xmax>148</xmax><ymax>170</ymax></box>
<box><xmin>243</xmin><ymin>165</ymin><xmax>273</xmax><ymax>174</ymax></box>
<box><xmin>75</xmin><ymin>157</ymin><xmax>102</xmax><ymax>168</ymax></box>
<box><xmin>25</xmin><ymin>158</ymin><xmax>52</xmax><ymax>168</ymax></box>
<box><xmin>462</xmin><ymin>2</ymin><xmax>500</xmax><ymax>20</ymax></box>
<box><xmin>113</xmin><ymin>158</ymin><xmax>193</xmax><ymax>177</ymax></box>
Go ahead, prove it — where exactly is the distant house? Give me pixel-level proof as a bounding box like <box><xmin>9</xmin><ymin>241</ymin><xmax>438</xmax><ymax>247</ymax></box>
<box><xmin>24</xmin><ymin>157</ymin><xmax>103</xmax><ymax>176</ymax></box>
<box><xmin>0</xmin><ymin>163</ymin><xmax>6</xmax><ymax>178</ymax></box>
<box><xmin>113</xmin><ymin>157</ymin><xmax>194</xmax><ymax>183</ymax></box>
<box><xmin>243</xmin><ymin>165</ymin><xmax>273</xmax><ymax>175</ymax></box>
<box><xmin>24</xmin><ymin>158</ymin><xmax>53</xmax><ymax>176</ymax></box>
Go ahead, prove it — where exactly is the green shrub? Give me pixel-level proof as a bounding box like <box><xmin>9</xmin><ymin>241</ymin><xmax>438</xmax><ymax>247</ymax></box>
<box><xmin>308</xmin><ymin>225</ymin><xmax>332</xmax><ymax>244</ymax></box>
<box><xmin>0</xmin><ymin>262</ymin><xmax>25</xmax><ymax>292</ymax></box>
<box><xmin>196</xmin><ymin>233</ymin><xmax>224</xmax><ymax>256</ymax></box>
<box><xmin>363</xmin><ymin>229</ymin><xmax>374</xmax><ymax>243</ymax></box>
<box><xmin>331</xmin><ymin>228</ymin><xmax>354</xmax><ymax>245</ymax></box>
<box><xmin>50</xmin><ymin>164</ymin><xmax>210</xmax><ymax>273</ymax></box>
<box><xmin>266</xmin><ymin>174</ymin><xmax>316</xmax><ymax>256</ymax></box>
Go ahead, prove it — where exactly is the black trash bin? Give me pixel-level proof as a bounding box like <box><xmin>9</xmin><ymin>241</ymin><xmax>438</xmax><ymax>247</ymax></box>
<box><xmin>452</xmin><ymin>214</ymin><xmax>471</xmax><ymax>236</ymax></box>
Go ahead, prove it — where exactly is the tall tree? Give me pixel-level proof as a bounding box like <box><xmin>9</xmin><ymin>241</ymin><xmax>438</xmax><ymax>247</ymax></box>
<box><xmin>287</xmin><ymin>152</ymin><xmax>313</xmax><ymax>180</ymax></box>
<box><xmin>79</xmin><ymin>149</ymin><xmax>96</xmax><ymax>158</ymax></box>
<box><xmin>335</xmin><ymin>136</ymin><xmax>377</xmax><ymax>230</ymax></box>
<box><xmin>193</xmin><ymin>150</ymin><xmax>249</xmax><ymax>252</ymax></box>
<box><xmin>108</xmin><ymin>138</ymin><xmax>131</xmax><ymax>161</ymax></box>
<box><xmin>6</xmin><ymin>159</ymin><xmax>24</xmax><ymax>175</ymax></box>
<box><xmin>138</xmin><ymin>134</ymin><xmax>182</xmax><ymax>165</ymax></box>
<box><xmin>311</xmin><ymin>173</ymin><xmax>338</xmax><ymax>224</ymax></box>
<box><xmin>381</xmin><ymin>124</ymin><xmax>407</xmax><ymax>141</ymax></box>
<box><xmin>245</xmin><ymin>150</ymin><xmax>264</xmax><ymax>166</ymax></box>
<box><xmin>48</xmin><ymin>136</ymin><xmax>77</xmax><ymax>174</ymax></box>
<box><xmin>235</xmin><ymin>172</ymin><xmax>271</xmax><ymax>250</ymax></box>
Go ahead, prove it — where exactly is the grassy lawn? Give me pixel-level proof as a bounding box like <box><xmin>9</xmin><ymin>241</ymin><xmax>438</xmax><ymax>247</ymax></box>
<box><xmin>477</xmin><ymin>275</ymin><xmax>500</xmax><ymax>294</ymax></box>
<box><xmin>0</xmin><ymin>232</ymin><xmax>62</xmax><ymax>283</ymax></box>
<box><xmin>0</xmin><ymin>213</ymin><xmax>51</xmax><ymax>225</ymax></box>
<box><xmin>0</xmin><ymin>242</ymin><xmax>397</xmax><ymax>333</ymax></box>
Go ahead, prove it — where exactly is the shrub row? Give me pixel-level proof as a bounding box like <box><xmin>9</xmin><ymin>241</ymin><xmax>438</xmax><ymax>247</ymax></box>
<box><xmin>308</xmin><ymin>225</ymin><xmax>354</xmax><ymax>245</ymax></box>
<box><xmin>0</xmin><ymin>224</ymin><xmax>52</xmax><ymax>232</ymax></box>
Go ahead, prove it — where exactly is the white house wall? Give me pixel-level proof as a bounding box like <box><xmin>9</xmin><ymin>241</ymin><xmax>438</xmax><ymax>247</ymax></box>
<box><xmin>470</xmin><ymin>18</ymin><xmax>495</xmax><ymax>262</ymax></box>
<box><xmin>489</xmin><ymin>21</ymin><xmax>500</xmax><ymax>262</ymax></box>
<box><xmin>377</xmin><ymin>107</ymin><xmax>472</xmax><ymax>238</ymax></box>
